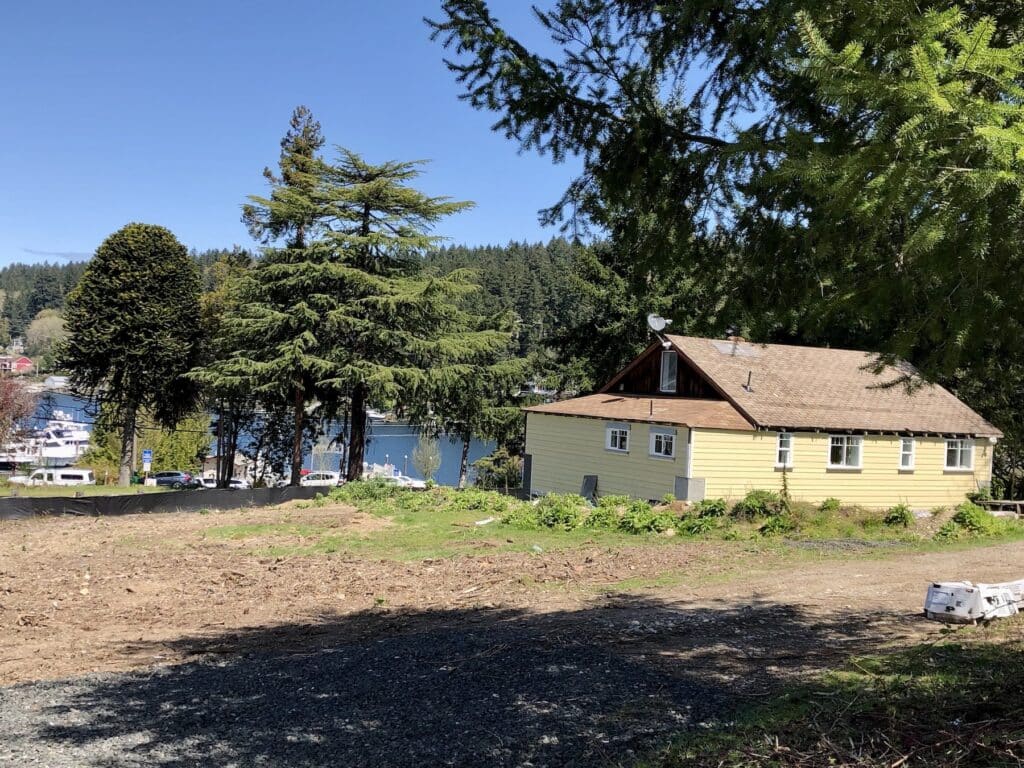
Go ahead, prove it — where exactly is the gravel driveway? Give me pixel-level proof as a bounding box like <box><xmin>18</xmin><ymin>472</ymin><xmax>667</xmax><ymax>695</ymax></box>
<box><xmin>0</xmin><ymin>598</ymin><xmax>912</xmax><ymax>768</ymax></box>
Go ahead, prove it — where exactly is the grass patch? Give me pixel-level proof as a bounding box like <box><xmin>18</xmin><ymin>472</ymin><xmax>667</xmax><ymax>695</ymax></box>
<box><xmin>204</xmin><ymin>522</ymin><xmax>328</xmax><ymax>540</ymax></box>
<box><xmin>222</xmin><ymin>484</ymin><xmax>665</xmax><ymax>560</ymax></box>
<box><xmin>197</xmin><ymin>483</ymin><xmax>1024</xmax><ymax>566</ymax></box>
<box><xmin>648</xmin><ymin>619</ymin><xmax>1024</xmax><ymax>767</ymax></box>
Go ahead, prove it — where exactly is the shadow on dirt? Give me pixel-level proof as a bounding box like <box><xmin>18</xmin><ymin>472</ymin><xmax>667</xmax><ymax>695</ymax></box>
<box><xmin>3</xmin><ymin>596</ymin><xmax>925</xmax><ymax>767</ymax></box>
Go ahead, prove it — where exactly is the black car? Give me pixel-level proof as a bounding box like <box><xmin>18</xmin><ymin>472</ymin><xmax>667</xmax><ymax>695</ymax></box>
<box><xmin>151</xmin><ymin>470</ymin><xmax>200</xmax><ymax>489</ymax></box>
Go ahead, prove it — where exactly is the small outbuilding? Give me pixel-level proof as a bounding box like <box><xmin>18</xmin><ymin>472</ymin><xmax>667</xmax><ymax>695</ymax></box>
<box><xmin>523</xmin><ymin>336</ymin><xmax>1000</xmax><ymax>508</ymax></box>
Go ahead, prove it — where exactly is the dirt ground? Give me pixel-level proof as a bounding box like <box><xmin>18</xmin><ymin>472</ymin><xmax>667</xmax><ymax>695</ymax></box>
<box><xmin>3</xmin><ymin>502</ymin><xmax>1023</xmax><ymax>688</ymax></box>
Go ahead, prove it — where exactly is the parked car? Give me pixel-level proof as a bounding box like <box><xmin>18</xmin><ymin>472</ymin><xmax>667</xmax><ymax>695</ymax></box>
<box><xmin>199</xmin><ymin>477</ymin><xmax>252</xmax><ymax>489</ymax></box>
<box><xmin>395</xmin><ymin>475</ymin><xmax>426</xmax><ymax>490</ymax></box>
<box><xmin>300</xmin><ymin>471</ymin><xmax>343</xmax><ymax>487</ymax></box>
<box><xmin>9</xmin><ymin>468</ymin><xmax>96</xmax><ymax>486</ymax></box>
<box><xmin>150</xmin><ymin>470</ymin><xmax>200</xmax><ymax>489</ymax></box>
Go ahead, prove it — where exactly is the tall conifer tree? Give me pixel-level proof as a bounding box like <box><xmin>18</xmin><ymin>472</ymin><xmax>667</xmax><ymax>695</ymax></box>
<box><xmin>62</xmin><ymin>223</ymin><xmax>202</xmax><ymax>485</ymax></box>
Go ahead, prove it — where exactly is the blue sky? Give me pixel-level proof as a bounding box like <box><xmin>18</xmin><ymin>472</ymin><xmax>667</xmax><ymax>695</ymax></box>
<box><xmin>0</xmin><ymin>1</ymin><xmax>577</xmax><ymax>265</ymax></box>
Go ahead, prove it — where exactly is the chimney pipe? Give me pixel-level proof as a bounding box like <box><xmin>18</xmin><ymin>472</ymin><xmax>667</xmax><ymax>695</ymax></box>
<box><xmin>743</xmin><ymin>371</ymin><xmax>753</xmax><ymax>392</ymax></box>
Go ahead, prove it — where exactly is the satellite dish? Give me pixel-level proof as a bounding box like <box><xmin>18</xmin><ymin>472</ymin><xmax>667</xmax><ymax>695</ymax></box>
<box><xmin>647</xmin><ymin>314</ymin><xmax>671</xmax><ymax>333</ymax></box>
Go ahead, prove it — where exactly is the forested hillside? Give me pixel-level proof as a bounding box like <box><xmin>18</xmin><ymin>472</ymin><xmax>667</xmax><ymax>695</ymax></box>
<box><xmin>0</xmin><ymin>262</ymin><xmax>87</xmax><ymax>340</ymax></box>
<box><xmin>423</xmin><ymin>239</ymin><xmax>580</xmax><ymax>357</ymax></box>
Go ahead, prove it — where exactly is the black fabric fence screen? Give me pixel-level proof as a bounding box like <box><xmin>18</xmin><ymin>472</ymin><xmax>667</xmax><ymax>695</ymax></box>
<box><xmin>0</xmin><ymin>486</ymin><xmax>325</xmax><ymax>521</ymax></box>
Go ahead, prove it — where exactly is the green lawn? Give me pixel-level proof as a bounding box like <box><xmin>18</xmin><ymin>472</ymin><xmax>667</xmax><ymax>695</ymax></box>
<box><xmin>645</xmin><ymin>618</ymin><xmax>1024</xmax><ymax>767</ymax></box>
<box><xmin>205</xmin><ymin>501</ymin><xmax>660</xmax><ymax>560</ymax></box>
<box><xmin>199</xmin><ymin>482</ymin><xmax>1024</xmax><ymax>565</ymax></box>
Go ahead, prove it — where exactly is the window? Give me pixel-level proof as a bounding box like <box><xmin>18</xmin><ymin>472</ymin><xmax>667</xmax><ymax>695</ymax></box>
<box><xmin>828</xmin><ymin>435</ymin><xmax>862</xmax><ymax>469</ymax></box>
<box><xmin>606</xmin><ymin>425</ymin><xmax>629</xmax><ymax>452</ymax></box>
<box><xmin>899</xmin><ymin>437</ymin><xmax>915</xmax><ymax>470</ymax></box>
<box><xmin>649</xmin><ymin>429</ymin><xmax>676</xmax><ymax>458</ymax></box>
<box><xmin>776</xmin><ymin>432</ymin><xmax>793</xmax><ymax>468</ymax></box>
<box><xmin>945</xmin><ymin>439</ymin><xmax>973</xmax><ymax>470</ymax></box>
<box><xmin>659</xmin><ymin>350</ymin><xmax>678</xmax><ymax>393</ymax></box>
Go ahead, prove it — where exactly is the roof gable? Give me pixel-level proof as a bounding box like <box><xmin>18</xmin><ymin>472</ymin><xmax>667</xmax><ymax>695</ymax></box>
<box><xmin>667</xmin><ymin>336</ymin><xmax>1001</xmax><ymax>437</ymax></box>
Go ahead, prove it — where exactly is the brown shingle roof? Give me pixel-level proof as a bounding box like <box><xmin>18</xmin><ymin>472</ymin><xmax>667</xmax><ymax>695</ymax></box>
<box><xmin>668</xmin><ymin>335</ymin><xmax>1001</xmax><ymax>437</ymax></box>
<box><xmin>524</xmin><ymin>394</ymin><xmax>753</xmax><ymax>431</ymax></box>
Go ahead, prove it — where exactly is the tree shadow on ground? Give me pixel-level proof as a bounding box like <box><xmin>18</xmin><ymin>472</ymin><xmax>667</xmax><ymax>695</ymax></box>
<box><xmin>2</xmin><ymin>596</ymin><xmax>927</xmax><ymax>768</ymax></box>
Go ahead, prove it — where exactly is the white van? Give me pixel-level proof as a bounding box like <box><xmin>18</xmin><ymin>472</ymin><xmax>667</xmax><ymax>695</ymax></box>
<box><xmin>9</xmin><ymin>468</ymin><xmax>97</xmax><ymax>486</ymax></box>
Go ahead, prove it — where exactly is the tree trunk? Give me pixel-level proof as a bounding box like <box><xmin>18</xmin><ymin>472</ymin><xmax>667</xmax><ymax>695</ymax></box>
<box><xmin>290</xmin><ymin>385</ymin><xmax>305</xmax><ymax>486</ymax></box>
<box><xmin>215</xmin><ymin>402</ymin><xmax>226</xmax><ymax>488</ymax></box>
<box><xmin>347</xmin><ymin>384</ymin><xmax>367</xmax><ymax>482</ymax></box>
<box><xmin>118</xmin><ymin>406</ymin><xmax>136</xmax><ymax>487</ymax></box>
<box><xmin>458</xmin><ymin>435</ymin><xmax>471</xmax><ymax>489</ymax></box>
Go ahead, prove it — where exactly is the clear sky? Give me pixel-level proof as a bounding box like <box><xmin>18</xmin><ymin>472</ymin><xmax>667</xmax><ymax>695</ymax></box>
<box><xmin>0</xmin><ymin>1</ymin><xmax>577</xmax><ymax>265</ymax></box>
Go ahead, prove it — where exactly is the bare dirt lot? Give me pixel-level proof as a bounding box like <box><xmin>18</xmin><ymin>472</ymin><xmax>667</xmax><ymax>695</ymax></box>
<box><xmin>2</xmin><ymin>504</ymin><xmax>1022</xmax><ymax>767</ymax></box>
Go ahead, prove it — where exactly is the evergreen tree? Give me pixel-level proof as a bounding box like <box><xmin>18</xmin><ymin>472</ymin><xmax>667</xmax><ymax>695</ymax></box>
<box><xmin>26</xmin><ymin>270</ymin><xmax>64</xmax><ymax>317</ymax></box>
<box><xmin>223</xmin><ymin>106</ymin><xmax>327</xmax><ymax>485</ymax></box>
<box><xmin>312</xmin><ymin>149</ymin><xmax>509</xmax><ymax>480</ymax></box>
<box><xmin>190</xmin><ymin>249</ymin><xmax>257</xmax><ymax>487</ymax></box>
<box><xmin>214</xmin><ymin>108</ymin><xmax>511</xmax><ymax>482</ymax></box>
<box><xmin>61</xmin><ymin>223</ymin><xmax>203</xmax><ymax>485</ymax></box>
<box><xmin>430</xmin><ymin>1</ymin><xmax>1024</xmax><ymax>380</ymax></box>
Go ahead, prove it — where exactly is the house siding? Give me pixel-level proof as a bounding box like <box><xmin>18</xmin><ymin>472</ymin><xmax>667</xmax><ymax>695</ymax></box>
<box><xmin>691</xmin><ymin>429</ymin><xmax>991</xmax><ymax>509</ymax></box>
<box><xmin>525</xmin><ymin>412</ymin><xmax>687</xmax><ymax>500</ymax></box>
<box><xmin>525</xmin><ymin>413</ymin><xmax>991</xmax><ymax>508</ymax></box>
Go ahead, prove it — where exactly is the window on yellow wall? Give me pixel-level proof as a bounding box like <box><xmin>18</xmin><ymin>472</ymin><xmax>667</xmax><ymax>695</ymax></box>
<box><xmin>945</xmin><ymin>438</ymin><xmax>973</xmax><ymax>470</ymax></box>
<box><xmin>776</xmin><ymin>432</ymin><xmax>793</xmax><ymax>467</ymax></box>
<box><xmin>649</xmin><ymin>430</ymin><xmax>675</xmax><ymax>458</ymax></box>
<box><xmin>899</xmin><ymin>437</ymin><xmax>915</xmax><ymax>470</ymax></box>
<box><xmin>828</xmin><ymin>435</ymin><xmax>862</xmax><ymax>469</ymax></box>
<box><xmin>606</xmin><ymin>425</ymin><xmax>629</xmax><ymax>452</ymax></box>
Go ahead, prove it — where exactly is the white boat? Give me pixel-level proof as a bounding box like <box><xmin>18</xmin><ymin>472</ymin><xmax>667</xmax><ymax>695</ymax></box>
<box><xmin>0</xmin><ymin>410</ymin><xmax>92</xmax><ymax>467</ymax></box>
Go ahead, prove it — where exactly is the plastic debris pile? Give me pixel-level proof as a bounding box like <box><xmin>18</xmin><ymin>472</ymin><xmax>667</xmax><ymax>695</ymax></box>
<box><xmin>924</xmin><ymin>579</ymin><xmax>1024</xmax><ymax>624</ymax></box>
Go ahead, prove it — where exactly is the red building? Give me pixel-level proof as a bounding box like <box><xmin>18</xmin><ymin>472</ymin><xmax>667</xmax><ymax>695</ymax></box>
<box><xmin>0</xmin><ymin>356</ymin><xmax>34</xmax><ymax>374</ymax></box>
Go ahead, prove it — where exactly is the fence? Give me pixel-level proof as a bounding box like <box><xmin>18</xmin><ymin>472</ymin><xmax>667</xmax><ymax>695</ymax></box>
<box><xmin>0</xmin><ymin>486</ymin><xmax>324</xmax><ymax>521</ymax></box>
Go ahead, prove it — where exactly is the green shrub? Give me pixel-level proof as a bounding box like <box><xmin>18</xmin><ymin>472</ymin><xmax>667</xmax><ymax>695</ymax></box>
<box><xmin>584</xmin><ymin>505</ymin><xmax>620</xmax><ymax>529</ymax></box>
<box><xmin>678</xmin><ymin>516</ymin><xmax>715</xmax><ymax>536</ymax></box>
<box><xmin>966</xmin><ymin>487</ymin><xmax>992</xmax><ymax>504</ymax></box>
<box><xmin>935</xmin><ymin>501</ymin><xmax>1017</xmax><ymax>540</ymax></box>
<box><xmin>661</xmin><ymin>493</ymin><xmax>676</xmax><ymax>504</ymax></box>
<box><xmin>819</xmin><ymin>497</ymin><xmax>842</xmax><ymax>514</ymax></box>
<box><xmin>534</xmin><ymin>494</ymin><xmax>586</xmax><ymax>530</ymax></box>
<box><xmin>759</xmin><ymin>514</ymin><xmax>797</xmax><ymax>537</ymax></box>
<box><xmin>617</xmin><ymin>500</ymin><xmax>678</xmax><ymax>534</ymax></box>
<box><xmin>884</xmin><ymin>503</ymin><xmax>914</xmax><ymax>528</ymax></box>
<box><xmin>951</xmin><ymin>502</ymin><xmax>993</xmax><ymax>534</ymax></box>
<box><xmin>330</xmin><ymin>479</ymin><xmax>401</xmax><ymax>503</ymax></box>
<box><xmin>732</xmin><ymin>489</ymin><xmax>781</xmax><ymax>520</ymax></box>
<box><xmin>597</xmin><ymin>494</ymin><xmax>631</xmax><ymax>510</ymax></box>
<box><xmin>501</xmin><ymin>505</ymin><xmax>541</xmax><ymax>530</ymax></box>
<box><xmin>692</xmin><ymin>498</ymin><xmax>728</xmax><ymax>518</ymax></box>
<box><xmin>445</xmin><ymin>488</ymin><xmax>522</xmax><ymax>518</ymax></box>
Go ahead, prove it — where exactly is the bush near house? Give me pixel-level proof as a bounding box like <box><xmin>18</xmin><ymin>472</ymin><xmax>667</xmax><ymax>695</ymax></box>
<box><xmin>318</xmin><ymin>482</ymin><xmax>1024</xmax><ymax>547</ymax></box>
<box><xmin>884</xmin><ymin>503</ymin><xmax>914</xmax><ymax>527</ymax></box>
<box><xmin>691</xmin><ymin>497</ymin><xmax>728</xmax><ymax>518</ymax></box>
<box><xmin>819</xmin><ymin>497</ymin><xmax>842</xmax><ymax>513</ymax></box>
<box><xmin>731</xmin><ymin>489</ymin><xmax>783</xmax><ymax>520</ymax></box>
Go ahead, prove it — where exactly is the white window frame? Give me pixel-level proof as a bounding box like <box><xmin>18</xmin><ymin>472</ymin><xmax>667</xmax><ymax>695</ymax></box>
<box><xmin>775</xmin><ymin>432</ymin><xmax>793</xmax><ymax>468</ymax></box>
<box><xmin>659</xmin><ymin>350</ymin><xmax>678</xmax><ymax>393</ymax></box>
<box><xmin>945</xmin><ymin>438</ymin><xmax>974</xmax><ymax>471</ymax></box>
<box><xmin>606</xmin><ymin>424</ymin><xmax>630</xmax><ymax>453</ymax></box>
<box><xmin>827</xmin><ymin>435</ymin><xmax>863</xmax><ymax>470</ymax></box>
<box><xmin>649</xmin><ymin>428</ymin><xmax>676</xmax><ymax>459</ymax></box>
<box><xmin>899</xmin><ymin>437</ymin><xmax>915</xmax><ymax>470</ymax></box>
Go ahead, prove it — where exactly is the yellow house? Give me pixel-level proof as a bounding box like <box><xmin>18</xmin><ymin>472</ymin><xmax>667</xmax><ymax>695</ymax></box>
<box><xmin>523</xmin><ymin>336</ymin><xmax>1001</xmax><ymax>509</ymax></box>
